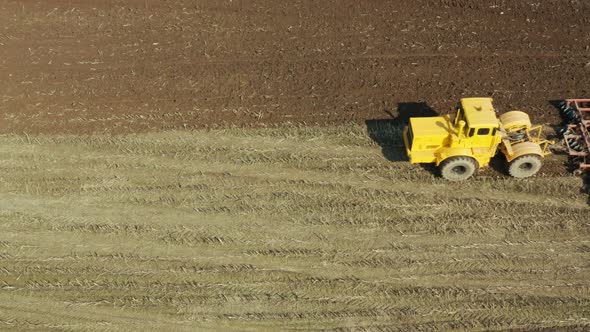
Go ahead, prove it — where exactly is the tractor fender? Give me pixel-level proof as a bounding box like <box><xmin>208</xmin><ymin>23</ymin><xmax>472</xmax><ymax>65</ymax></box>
<box><xmin>435</xmin><ymin>148</ymin><xmax>474</xmax><ymax>166</ymax></box>
<box><xmin>504</xmin><ymin>142</ymin><xmax>543</xmax><ymax>162</ymax></box>
<box><xmin>500</xmin><ymin>111</ymin><xmax>531</xmax><ymax>132</ymax></box>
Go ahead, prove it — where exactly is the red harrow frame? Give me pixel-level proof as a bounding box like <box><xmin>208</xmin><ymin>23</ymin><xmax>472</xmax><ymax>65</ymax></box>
<box><xmin>559</xmin><ymin>99</ymin><xmax>590</xmax><ymax>174</ymax></box>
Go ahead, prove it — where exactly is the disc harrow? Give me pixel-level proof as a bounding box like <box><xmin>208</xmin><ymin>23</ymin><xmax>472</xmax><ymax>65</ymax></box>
<box><xmin>558</xmin><ymin>99</ymin><xmax>590</xmax><ymax>175</ymax></box>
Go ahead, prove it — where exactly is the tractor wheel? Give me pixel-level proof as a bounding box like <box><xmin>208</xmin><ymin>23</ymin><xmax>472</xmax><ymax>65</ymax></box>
<box><xmin>508</xmin><ymin>154</ymin><xmax>542</xmax><ymax>178</ymax></box>
<box><xmin>440</xmin><ymin>157</ymin><xmax>478</xmax><ymax>181</ymax></box>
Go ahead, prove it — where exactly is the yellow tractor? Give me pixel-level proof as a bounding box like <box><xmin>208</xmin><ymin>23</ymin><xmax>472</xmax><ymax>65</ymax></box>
<box><xmin>402</xmin><ymin>97</ymin><xmax>553</xmax><ymax>181</ymax></box>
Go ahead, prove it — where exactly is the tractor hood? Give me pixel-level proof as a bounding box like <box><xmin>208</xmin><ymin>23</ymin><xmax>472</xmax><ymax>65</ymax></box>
<box><xmin>409</xmin><ymin>116</ymin><xmax>453</xmax><ymax>139</ymax></box>
<box><xmin>404</xmin><ymin>116</ymin><xmax>454</xmax><ymax>164</ymax></box>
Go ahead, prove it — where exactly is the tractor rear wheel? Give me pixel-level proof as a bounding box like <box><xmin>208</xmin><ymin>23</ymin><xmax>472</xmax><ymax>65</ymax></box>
<box><xmin>508</xmin><ymin>154</ymin><xmax>542</xmax><ymax>178</ymax></box>
<box><xmin>440</xmin><ymin>156</ymin><xmax>478</xmax><ymax>181</ymax></box>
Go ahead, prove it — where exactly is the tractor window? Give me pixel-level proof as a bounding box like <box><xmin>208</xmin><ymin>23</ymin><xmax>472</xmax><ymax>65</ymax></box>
<box><xmin>468</xmin><ymin>128</ymin><xmax>475</xmax><ymax>137</ymax></box>
<box><xmin>492</xmin><ymin>128</ymin><xmax>498</xmax><ymax>136</ymax></box>
<box><xmin>477</xmin><ymin>128</ymin><xmax>490</xmax><ymax>135</ymax></box>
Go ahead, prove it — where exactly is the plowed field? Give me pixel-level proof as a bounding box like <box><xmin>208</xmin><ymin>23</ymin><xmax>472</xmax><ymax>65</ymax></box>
<box><xmin>1</xmin><ymin>0</ymin><xmax>589</xmax><ymax>134</ymax></box>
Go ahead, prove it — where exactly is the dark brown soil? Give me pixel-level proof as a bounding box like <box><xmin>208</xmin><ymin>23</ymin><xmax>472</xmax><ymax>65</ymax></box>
<box><xmin>1</xmin><ymin>0</ymin><xmax>589</xmax><ymax>134</ymax></box>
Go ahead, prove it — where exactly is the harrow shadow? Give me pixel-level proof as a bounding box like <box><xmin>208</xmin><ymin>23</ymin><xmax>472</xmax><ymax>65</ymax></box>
<box><xmin>548</xmin><ymin>99</ymin><xmax>577</xmax><ymax>172</ymax></box>
<box><xmin>548</xmin><ymin>99</ymin><xmax>569</xmax><ymax>140</ymax></box>
<box><xmin>549</xmin><ymin>99</ymin><xmax>590</xmax><ymax>203</ymax></box>
<box><xmin>365</xmin><ymin>102</ymin><xmax>439</xmax><ymax>174</ymax></box>
<box><xmin>582</xmin><ymin>173</ymin><xmax>590</xmax><ymax>206</ymax></box>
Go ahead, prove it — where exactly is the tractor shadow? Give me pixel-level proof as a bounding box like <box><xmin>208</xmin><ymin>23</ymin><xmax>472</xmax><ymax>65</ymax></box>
<box><xmin>365</xmin><ymin>102</ymin><xmax>439</xmax><ymax>174</ymax></box>
<box><xmin>487</xmin><ymin>154</ymin><xmax>510</xmax><ymax>176</ymax></box>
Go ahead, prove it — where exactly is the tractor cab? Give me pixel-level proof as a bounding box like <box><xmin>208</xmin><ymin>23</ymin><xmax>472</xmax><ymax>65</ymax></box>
<box><xmin>452</xmin><ymin>98</ymin><xmax>502</xmax><ymax>149</ymax></box>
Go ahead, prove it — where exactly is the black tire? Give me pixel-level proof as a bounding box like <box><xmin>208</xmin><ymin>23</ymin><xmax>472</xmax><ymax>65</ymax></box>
<box><xmin>440</xmin><ymin>156</ymin><xmax>478</xmax><ymax>181</ymax></box>
<box><xmin>508</xmin><ymin>154</ymin><xmax>542</xmax><ymax>178</ymax></box>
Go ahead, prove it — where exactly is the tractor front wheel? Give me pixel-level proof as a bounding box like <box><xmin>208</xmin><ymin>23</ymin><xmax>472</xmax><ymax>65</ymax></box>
<box><xmin>508</xmin><ymin>154</ymin><xmax>542</xmax><ymax>178</ymax></box>
<box><xmin>440</xmin><ymin>156</ymin><xmax>478</xmax><ymax>181</ymax></box>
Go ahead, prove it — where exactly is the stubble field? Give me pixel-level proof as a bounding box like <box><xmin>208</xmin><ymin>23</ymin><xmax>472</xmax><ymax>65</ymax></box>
<box><xmin>0</xmin><ymin>125</ymin><xmax>589</xmax><ymax>331</ymax></box>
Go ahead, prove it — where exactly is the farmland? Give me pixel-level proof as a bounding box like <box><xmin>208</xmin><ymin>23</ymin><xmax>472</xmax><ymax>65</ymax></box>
<box><xmin>1</xmin><ymin>0</ymin><xmax>590</xmax><ymax>330</ymax></box>
<box><xmin>0</xmin><ymin>125</ymin><xmax>589</xmax><ymax>331</ymax></box>
<box><xmin>0</xmin><ymin>0</ymin><xmax>589</xmax><ymax>134</ymax></box>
